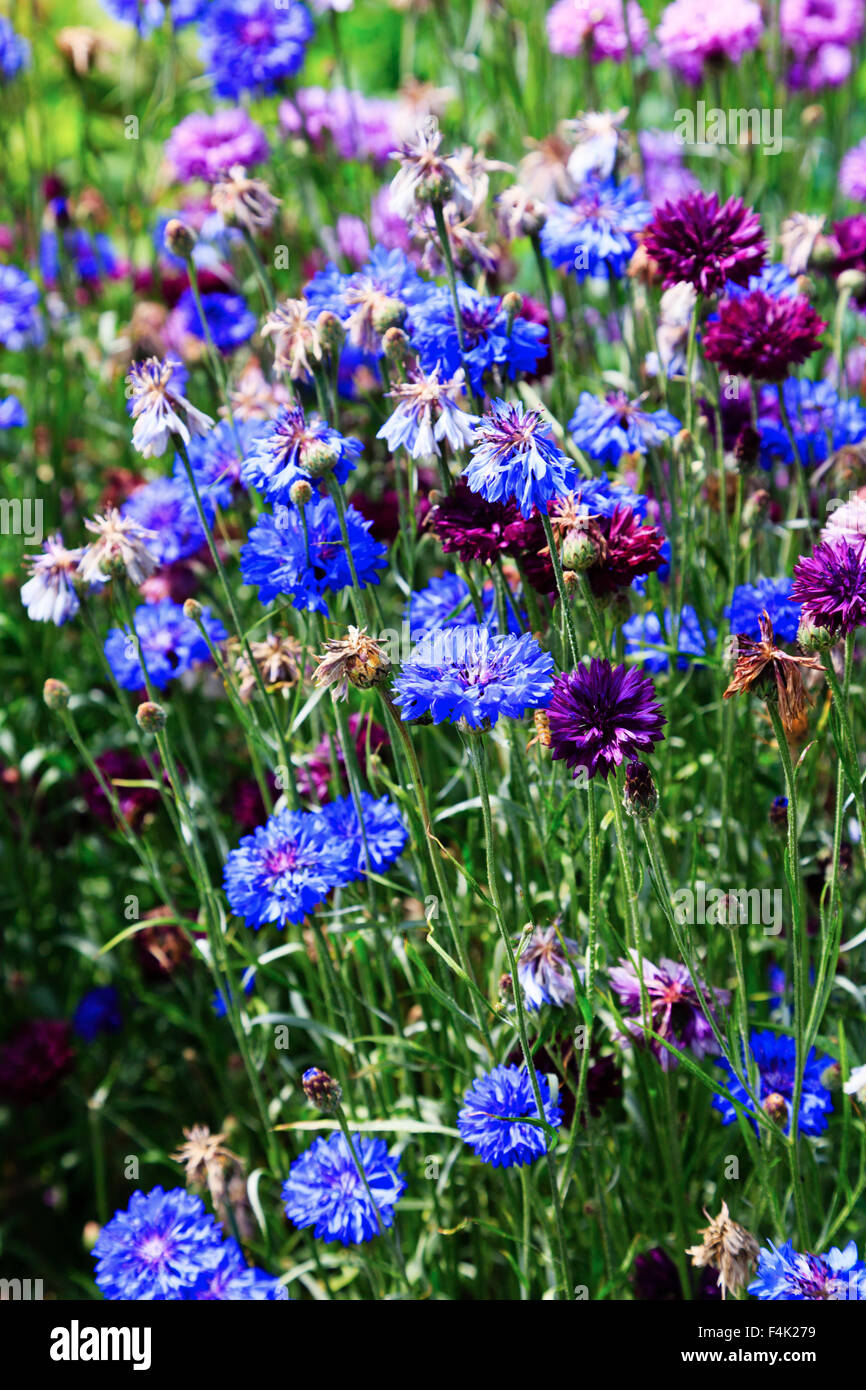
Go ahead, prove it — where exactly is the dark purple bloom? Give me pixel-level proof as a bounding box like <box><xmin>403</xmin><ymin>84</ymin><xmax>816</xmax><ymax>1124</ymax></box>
<box><xmin>791</xmin><ymin>537</ymin><xmax>866</xmax><ymax>635</ymax></box>
<box><xmin>0</xmin><ymin>1020</ymin><xmax>75</xmax><ymax>1104</ymax></box>
<box><xmin>427</xmin><ymin>479</ymin><xmax>523</xmax><ymax>564</ymax></box>
<box><xmin>548</xmin><ymin>659</ymin><xmax>666</xmax><ymax>780</ymax></box>
<box><xmin>643</xmin><ymin>191</ymin><xmax>766</xmax><ymax>296</ymax></box>
<box><xmin>609</xmin><ymin>956</ymin><xmax>730</xmax><ymax>1070</ymax></box>
<box><xmin>828</xmin><ymin>214</ymin><xmax>866</xmax><ymax>280</ymax></box>
<box><xmin>633</xmin><ymin>1246</ymin><xmax>722</xmax><ymax>1300</ymax></box>
<box><xmin>703</xmin><ymin>291</ymin><xmax>826</xmax><ymax>381</ymax></box>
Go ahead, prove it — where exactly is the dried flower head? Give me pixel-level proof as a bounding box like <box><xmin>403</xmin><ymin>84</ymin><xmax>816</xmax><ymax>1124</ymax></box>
<box><xmin>231</xmin><ymin>631</ymin><xmax>304</xmax><ymax>701</ymax></box>
<box><xmin>313</xmin><ymin>627</ymin><xmax>391</xmax><ymax>700</ymax></box>
<box><xmin>686</xmin><ymin>1202</ymin><xmax>760</xmax><ymax>1299</ymax></box>
<box><xmin>723</xmin><ymin>610</ymin><xmax>823</xmax><ymax>735</ymax></box>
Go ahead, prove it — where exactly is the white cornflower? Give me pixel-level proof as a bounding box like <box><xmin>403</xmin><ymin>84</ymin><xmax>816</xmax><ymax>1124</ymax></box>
<box><xmin>126</xmin><ymin>356</ymin><xmax>213</xmax><ymax>458</ymax></box>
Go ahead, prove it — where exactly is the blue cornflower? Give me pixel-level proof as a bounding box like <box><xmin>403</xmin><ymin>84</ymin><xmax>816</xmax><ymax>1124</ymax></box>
<box><xmin>199</xmin><ymin>0</ymin><xmax>313</xmax><ymax>100</ymax></box>
<box><xmin>406</xmin><ymin>572</ymin><xmax>522</xmax><ymax>637</ymax></box>
<box><xmin>622</xmin><ymin>606</ymin><xmax>714</xmax><ymax>673</ymax></box>
<box><xmin>73</xmin><ymin>986</ymin><xmax>122</xmax><ymax>1042</ymax></box>
<box><xmin>92</xmin><ymin>1186</ymin><xmax>224</xmax><ymax>1300</ymax></box>
<box><xmin>749</xmin><ymin>1240</ymin><xmax>866</xmax><ymax>1301</ymax></box>
<box><xmin>121</xmin><ymin>477</ymin><xmax>208</xmax><ymax>565</ymax></box>
<box><xmin>727</xmin><ymin>577</ymin><xmax>801</xmax><ymax>642</ymax></box>
<box><xmin>0</xmin><ymin>265</ymin><xmax>42</xmax><ymax>350</ymax></box>
<box><xmin>39</xmin><ymin>219</ymin><xmax>120</xmax><ymax>290</ymax></box>
<box><xmin>393</xmin><ymin>626</ymin><xmax>554</xmax><ymax>729</ymax></box>
<box><xmin>0</xmin><ymin>16</ymin><xmax>30</xmax><ymax>80</ymax></box>
<box><xmin>569</xmin><ymin>391</ymin><xmax>681</xmax><ymax>464</ymax></box>
<box><xmin>282</xmin><ymin>1132</ymin><xmax>406</xmax><ymax>1245</ymax></box>
<box><xmin>240</xmin><ymin>404</ymin><xmax>362</xmax><ymax>504</ymax></box>
<box><xmin>211</xmin><ymin>966</ymin><xmax>256</xmax><ymax>1018</ymax></box>
<box><xmin>713</xmin><ymin>1031</ymin><xmax>833</xmax><ymax>1137</ymax></box>
<box><xmin>0</xmin><ymin>395</ymin><xmax>26</xmax><ymax>429</ymax></box>
<box><xmin>756</xmin><ymin>378</ymin><xmax>866</xmax><ymax>468</ymax></box>
<box><xmin>189</xmin><ymin>1239</ymin><xmax>286</xmax><ymax>1301</ymax></box>
<box><xmin>239</xmin><ymin>496</ymin><xmax>387</xmax><ymax>614</ymax></box>
<box><xmin>463</xmin><ymin>399</ymin><xmax>578</xmax><ymax>519</ymax></box>
<box><xmin>223</xmin><ymin>807</ymin><xmax>355</xmax><ymax>929</ymax></box>
<box><xmin>104</xmin><ymin>598</ymin><xmax>226</xmax><ymax>691</ymax></box>
<box><xmin>100</xmin><ymin>1</ymin><xmax>206</xmax><ymax>34</ymax></box>
<box><xmin>457</xmin><ymin>1065</ymin><xmax>562</xmax><ymax>1167</ymax></box>
<box><xmin>725</xmin><ymin>263</ymin><xmax>798</xmax><ymax>300</ymax></box>
<box><xmin>155</xmin><ymin>211</ymin><xmax>240</xmax><ymax>273</ymax></box>
<box><xmin>320</xmin><ymin>792</ymin><xmax>408</xmax><ymax>877</ymax></box>
<box><xmin>305</xmin><ymin>246</ymin><xmax>432</xmax><ymax>357</ymax></box>
<box><xmin>176</xmin><ymin>289</ymin><xmax>256</xmax><ymax>355</ymax></box>
<box><xmin>540</xmin><ymin>176</ymin><xmax>651</xmax><ymax>280</ymax></box>
<box><xmin>407</xmin><ymin>284</ymin><xmax>547</xmax><ymax>392</ymax></box>
<box><xmin>173</xmin><ymin>418</ymin><xmax>262</xmax><ymax>512</ymax></box>
<box><xmin>377</xmin><ymin>365</ymin><xmax>479</xmax><ymax>458</ymax></box>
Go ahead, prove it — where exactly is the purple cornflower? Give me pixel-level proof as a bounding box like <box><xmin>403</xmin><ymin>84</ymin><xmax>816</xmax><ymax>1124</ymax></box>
<box><xmin>781</xmin><ymin>0</ymin><xmax>864</xmax><ymax>90</ymax></box>
<box><xmin>0</xmin><ymin>265</ymin><xmax>42</xmax><ymax>350</ymax></box>
<box><xmin>656</xmin><ymin>0</ymin><xmax>764</xmax><ymax>82</ymax></box>
<box><xmin>704</xmin><ymin>291</ymin><xmax>826</xmax><ymax>381</ymax></box>
<box><xmin>199</xmin><ymin>0</ymin><xmax>314</xmax><ymax>100</ymax></box>
<box><xmin>517</xmin><ymin>925</ymin><xmax>583</xmax><ymax>1010</ymax></box>
<box><xmin>609</xmin><ymin>956</ymin><xmax>729</xmax><ymax>1070</ymax></box>
<box><xmin>541</xmin><ymin>176</ymin><xmax>651</xmax><ymax>281</ymax></box>
<box><xmin>749</xmin><ymin>1240</ymin><xmax>866</xmax><ymax>1301</ymax></box>
<box><xmin>840</xmin><ymin>138</ymin><xmax>866</xmax><ymax>201</ymax></box>
<box><xmin>791</xmin><ymin>537</ymin><xmax>866</xmax><ymax>636</ymax></box>
<box><xmin>643</xmin><ymin>191</ymin><xmax>766</xmax><ymax>296</ymax></box>
<box><xmin>548</xmin><ymin>659</ymin><xmax>666</xmax><ymax>780</ymax></box>
<box><xmin>240</xmin><ymin>404</ymin><xmax>362</xmax><ymax>503</ymax></box>
<box><xmin>164</xmin><ymin>109</ymin><xmax>270</xmax><ymax>184</ymax></box>
<box><xmin>463</xmin><ymin>399</ymin><xmax>578</xmax><ymax>518</ymax></box>
<box><xmin>545</xmin><ymin>0</ymin><xmax>649</xmax><ymax>62</ymax></box>
<box><xmin>393</xmin><ymin>626</ymin><xmax>554</xmax><ymax>729</ymax></box>
<box><xmin>377</xmin><ymin>365</ymin><xmax>478</xmax><ymax>458</ymax></box>
<box><xmin>568</xmin><ymin>390</ymin><xmax>680</xmax><ymax>463</ymax></box>
<box><xmin>223</xmin><ymin>806</ymin><xmax>356</xmax><ymax>929</ymax></box>
<box><xmin>21</xmin><ymin>534</ymin><xmax>87</xmax><ymax>626</ymax></box>
<box><xmin>457</xmin><ymin>1065</ymin><xmax>562</xmax><ymax>1168</ymax></box>
<box><xmin>121</xmin><ymin>477</ymin><xmax>207</xmax><ymax>565</ymax></box>
<box><xmin>427</xmin><ymin>480</ymin><xmax>524</xmax><ymax>565</ymax></box>
<box><xmin>280</xmin><ymin>87</ymin><xmax>403</xmax><ymax>166</ymax></box>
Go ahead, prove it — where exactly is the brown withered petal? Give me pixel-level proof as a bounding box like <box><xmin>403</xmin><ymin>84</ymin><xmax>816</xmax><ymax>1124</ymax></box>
<box><xmin>723</xmin><ymin>610</ymin><xmax>823</xmax><ymax>734</ymax></box>
<box><xmin>686</xmin><ymin>1201</ymin><xmax>759</xmax><ymax>1299</ymax></box>
<box><xmin>313</xmin><ymin>627</ymin><xmax>391</xmax><ymax>701</ymax></box>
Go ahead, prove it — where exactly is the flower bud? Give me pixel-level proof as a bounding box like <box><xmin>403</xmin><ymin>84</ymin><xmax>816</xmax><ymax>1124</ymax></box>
<box><xmin>183</xmin><ymin>598</ymin><xmax>203</xmax><ymax>623</ymax></box>
<box><xmin>43</xmin><ymin>678</ymin><xmax>71</xmax><ymax>711</ymax></box>
<box><xmin>164</xmin><ymin>218</ymin><xmax>197</xmax><ymax>260</ymax></box>
<box><xmin>838</xmin><ymin>269</ymin><xmax>866</xmax><ymax>297</ymax></box>
<box><xmin>623</xmin><ymin>760</ymin><xmax>658</xmax><ymax>820</ymax></box>
<box><xmin>500</xmin><ymin>291</ymin><xmax>522</xmax><ymax>335</ymax></box>
<box><xmin>762</xmin><ymin>1091</ymin><xmax>789</xmax><ymax>1126</ymax></box>
<box><xmin>371</xmin><ymin>295</ymin><xmax>407</xmax><ymax>336</ymax></box>
<box><xmin>315</xmin><ymin>310</ymin><xmax>345</xmax><ymax>356</ymax></box>
<box><xmin>797</xmin><ymin>615</ymin><xmax>836</xmax><ymax>653</ymax></box>
<box><xmin>289</xmin><ymin>478</ymin><xmax>313</xmax><ymax>507</ymax></box>
<box><xmin>301</xmin><ymin>1066</ymin><xmax>342</xmax><ymax>1114</ymax></box>
<box><xmin>561</xmin><ymin>526</ymin><xmax>601</xmax><ymax>571</ymax></box>
<box><xmin>821</xmin><ymin>1061</ymin><xmax>842</xmax><ymax>1092</ymax></box>
<box><xmin>733</xmin><ymin>425</ymin><xmax>761</xmax><ymax>474</ymax></box>
<box><xmin>768</xmin><ymin>795</ymin><xmax>789</xmax><ymax>836</ymax></box>
<box><xmin>302</xmin><ymin>439</ymin><xmax>340</xmax><ymax>478</ymax></box>
<box><xmin>136</xmin><ymin>700</ymin><xmax>167</xmax><ymax>733</ymax></box>
<box><xmin>382</xmin><ymin>325</ymin><xmax>410</xmax><ymax>367</ymax></box>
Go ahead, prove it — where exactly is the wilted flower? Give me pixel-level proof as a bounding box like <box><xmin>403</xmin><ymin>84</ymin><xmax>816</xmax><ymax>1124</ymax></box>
<box><xmin>609</xmin><ymin>955</ymin><xmax>730</xmax><ymax>1069</ymax></box>
<box><xmin>516</xmin><ymin>925</ymin><xmax>583</xmax><ymax>1010</ymax></box>
<box><xmin>231</xmin><ymin>631</ymin><xmax>304</xmax><ymax>701</ymax></box>
<box><xmin>313</xmin><ymin>627</ymin><xmax>391</xmax><ymax>699</ymax></box>
<box><xmin>211</xmin><ymin>165</ymin><xmax>281</xmax><ymax>233</ymax></box>
<box><xmin>261</xmin><ymin>299</ymin><xmax>323</xmax><ymax>380</ymax></box>
<box><xmin>723</xmin><ymin>610</ymin><xmax>823</xmax><ymax>734</ymax></box>
<box><xmin>685</xmin><ymin>1203</ymin><xmax>760</xmax><ymax>1299</ymax></box>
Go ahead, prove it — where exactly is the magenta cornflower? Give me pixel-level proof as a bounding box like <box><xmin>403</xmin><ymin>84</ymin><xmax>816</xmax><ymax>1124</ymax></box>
<box><xmin>791</xmin><ymin>537</ymin><xmax>866</xmax><ymax>636</ymax></box>
<box><xmin>703</xmin><ymin>291</ymin><xmax>826</xmax><ymax>381</ymax></box>
<box><xmin>643</xmin><ymin>191</ymin><xmax>766</xmax><ymax>296</ymax></box>
<box><xmin>609</xmin><ymin>956</ymin><xmax>730</xmax><ymax>1071</ymax></box>
<box><xmin>545</xmin><ymin>0</ymin><xmax>649</xmax><ymax>62</ymax></box>
<box><xmin>656</xmin><ymin>0</ymin><xmax>764</xmax><ymax>82</ymax></box>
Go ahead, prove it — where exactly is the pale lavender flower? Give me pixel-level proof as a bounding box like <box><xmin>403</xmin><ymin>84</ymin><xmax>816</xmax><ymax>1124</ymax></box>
<box><xmin>21</xmin><ymin>535</ymin><xmax>87</xmax><ymax>626</ymax></box>
<box><xmin>609</xmin><ymin>956</ymin><xmax>730</xmax><ymax>1071</ymax></box>
<box><xmin>546</xmin><ymin>0</ymin><xmax>649</xmax><ymax>62</ymax></box>
<box><xmin>841</xmin><ymin>139</ymin><xmax>866</xmax><ymax>202</ymax></box>
<box><xmin>78</xmin><ymin>508</ymin><xmax>159</xmax><ymax>587</ymax></box>
<box><xmin>389</xmin><ymin>118</ymin><xmax>473</xmax><ymax>220</ymax></box>
<box><xmin>126</xmin><ymin>357</ymin><xmax>213</xmax><ymax>459</ymax></box>
<box><xmin>517</xmin><ymin>925</ymin><xmax>583</xmax><ymax>1010</ymax></box>
<box><xmin>377</xmin><ymin>364</ymin><xmax>479</xmax><ymax>458</ymax></box>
